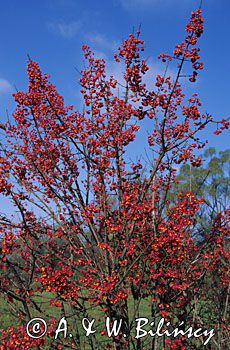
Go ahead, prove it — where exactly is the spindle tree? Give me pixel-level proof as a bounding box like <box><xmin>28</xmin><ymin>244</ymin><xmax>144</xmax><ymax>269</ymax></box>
<box><xmin>0</xmin><ymin>8</ymin><xmax>229</xmax><ymax>350</ymax></box>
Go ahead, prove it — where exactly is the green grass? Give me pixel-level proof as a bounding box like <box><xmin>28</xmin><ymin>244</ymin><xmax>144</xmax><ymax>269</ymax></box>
<box><xmin>0</xmin><ymin>292</ymin><xmax>152</xmax><ymax>349</ymax></box>
<box><xmin>1</xmin><ymin>294</ymin><xmax>224</xmax><ymax>349</ymax></box>
<box><xmin>0</xmin><ymin>296</ymin><xmax>15</xmax><ymax>329</ymax></box>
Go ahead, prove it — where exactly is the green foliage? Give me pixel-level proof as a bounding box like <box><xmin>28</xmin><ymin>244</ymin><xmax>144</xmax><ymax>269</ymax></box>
<box><xmin>175</xmin><ymin>148</ymin><xmax>229</xmax><ymax>211</ymax></box>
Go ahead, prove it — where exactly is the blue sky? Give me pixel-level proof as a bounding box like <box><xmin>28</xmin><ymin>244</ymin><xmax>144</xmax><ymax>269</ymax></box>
<box><xmin>0</xmin><ymin>0</ymin><xmax>229</xmax><ymax>153</ymax></box>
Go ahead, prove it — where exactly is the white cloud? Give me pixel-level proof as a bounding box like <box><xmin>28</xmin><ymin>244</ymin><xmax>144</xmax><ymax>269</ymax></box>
<box><xmin>105</xmin><ymin>54</ymin><xmax>176</xmax><ymax>92</ymax></box>
<box><xmin>48</xmin><ymin>20</ymin><xmax>82</xmax><ymax>38</ymax></box>
<box><xmin>86</xmin><ymin>33</ymin><xmax>118</xmax><ymax>51</ymax></box>
<box><xmin>76</xmin><ymin>51</ymin><xmax>174</xmax><ymax>103</ymax></box>
<box><xmin>143</xmin><ymin>58</ymin><xmax>176</xmax><ymax>88</ymax></box>
<box><xmin>0</xmin><ymin>79</ymin><xmax>12</xmax><ymax>94</ymax></box>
